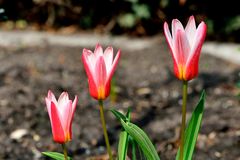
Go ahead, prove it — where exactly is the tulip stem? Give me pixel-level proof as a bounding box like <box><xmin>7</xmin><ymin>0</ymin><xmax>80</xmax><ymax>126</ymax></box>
<box><xmin>180</xmin><ymin>80</ymin><xmax>188</xmax><ymax>160</ymax></box>
<box><xmin>62</xmin><ymin>143</ymin><xmax>68</xmax><ymax>160</ymax></box>
<box><xmin>99</xmin><ymin>100</ymin><xmax>113</xmax><ymax>160</ymax></box>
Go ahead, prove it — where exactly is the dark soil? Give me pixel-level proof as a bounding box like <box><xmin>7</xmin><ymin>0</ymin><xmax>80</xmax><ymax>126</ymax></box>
<box><xmin>0</xmin><ymin>39</ymin><xmax>239</xmax><ymax>160</ymax></box>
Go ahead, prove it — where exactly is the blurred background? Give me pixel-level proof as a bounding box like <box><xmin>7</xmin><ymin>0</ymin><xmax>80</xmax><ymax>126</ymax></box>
<box><xmin>0</xmin><ymin>0</ymin><xmax>240</xmax><ymax>41</ymax></box>
<box><xmin>0</xmin><ymin>0</ymin><xmax>240</xmax><ymax>160</ymax></box>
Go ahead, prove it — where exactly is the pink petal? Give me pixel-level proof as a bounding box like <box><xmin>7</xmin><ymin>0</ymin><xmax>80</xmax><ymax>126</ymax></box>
<box><xmin>94</xmin><ymin>43</ymin><xmax>103</xmax><ymax>59</ymax></box>
<box><xmin>171</xmin><ymin>19</ymin><xmax>186</xmax><ymax>64</ymax></box>
<box><xmin>72</xmin><ymin>95</ymin><xmax>78</xmax><ymax>115</ymax></box>
<box><xmin>82</xmin><ymin>51</ymin><xmax>98</xmax><ymax>99</ymax></box>
<box><xmin>184</xmin><ymin>55</ymin><xmax>199</xmax><ymax>80</ymax></box>
<box><xmin>103</xmin><ymin>47</ymin><xmax>114</xmax><ymax>74</ymax></box>
<box><xmin>58</xmin><ymin>92</ymin><xmax>69</xmax><ymax>106</ymax></box>
<box><xmin>69</xmin><ymin>96</ymin><xmax>78</xmax><ymax>139</ymax></box>
<box><xmin>45</xmin><ymin>98</ymin><xmax>52</xmax><ymax>119</ymax></box>
<box><xmin>82</xmin><ymin>49</ymin><xmax>95</xmax><ymax>73</ymax></box>
<box><xmin>185</xmin><ymin>22</ymin><xmax>207</xmax><ymax>80</ymax></box>
<box><xmin>107</xmin><ymin>49</ymin><xmax>121</xmax><ymax>80</ymax></box>
<box><xmin>50</xmin><ymin>102</ymin><xmax>65</xmax><ymax>143</ymax></box>
<box><xmin>95</xmin><ymin>56</ymin><xmax>107</xmax><ymax>87</ymax></box>
<box><xmin>164</xmin><ymin>22</ymin><xmax>180</xmax><ymax>79</ymax></box>
<box><xmin>47</xmin><ymin>90</ymin><xmax>54</xmax><ymax>99</ymax></box>
<box><xmin>62</xmin><ymin>101</ymin><xmax>72</xmax><ymax>140</ymax></box>
<box><xmin>172</xmin><ymin>19</ymin><xmax>184</xmax><ymax>44</ymax></box>
<box><xmin>105</xmin><ymin>50</ymin><xmax>121</xmax><ymax>97</ymax></box>
<box><xmin>88</xmin><ymin>78</ymin><xmax>99</xmax><ymax>99</ymax></box>
<box><xmin>185</xmin><ymin>16</ymin><xmax>197</xmax><ymax>44</ymax></box>
<box><xmin>95</xmin><ymin>56</ymin><xmax>107</xmax><ymax>99</ymax></box>
<box><xmin>58</xmin><ymin>100</ymin><xmax>72</xmax><ymax>129</ymax></box>
<box><xmin>103</xmin><ymin>79</ymin><xmax>111</xmax><ymax>99</ymax></box>
<box><xmin>176</xmin><ymin>29</ymin><xmax>191</xmax><ymax>65</ymax></box>
<box><xmin>47</xmin><ymin>90</ymin><xmax>58</xmax><ymax>104</ymax></box>
<box><xmin>163</xmin><ymin>22</ymin><xmax>174</xmax><ymax>53</ymax></box>
<box><xmin>190</xmin><ymin>22</ymin><xmax>207</xmax><ymax>55</ymax></box>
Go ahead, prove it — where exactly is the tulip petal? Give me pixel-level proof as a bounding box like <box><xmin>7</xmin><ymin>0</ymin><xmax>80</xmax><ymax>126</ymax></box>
<box><xmin>63</xmin><ymin>101</ymin><xmax>72</xmax><ymax>141</ymax></box>
<box><xmin>82</xmin><ymin>50</ymin><xmax>98</xmax><ymax>99</ymax></box>
<box><xmin>176</xmin><ymin>29</ymin><xmax>191</xmax><ymax>65</ymax></box>
<box><xmin>45</xmin><ymin>98</ymin><xmax>52</xmax><ymax>119</ymax></box>
<box><xmin>108</xmin><ymin>49</ymin><xmax>121</xmax><ymax>80</ymax></box>
<box><xmin>164</xmin><ymin>22</ymin><xmax>180</xmax><ymax>78</ymax></box>
<box><xmin>94</xmin><ymin>43</ymin><xmax>104</xmax><ymax>59</ymax></box>
<box><xmin>72</xmin><ymin>95</ymin><xmax>78</xmax><ymax>114</ymax></box>
<box><xmin>104</xmin><ymin>50</ymin><xmax>121</xmax><ymax>97</ymax></box>
<box><xmin>59</xmin><ymin>100</ymin><xmax>72</xmax><ymax>131</ymax></box>
<box><xmin>50</xmin><ymin>102</ymin><xmax>65</xmax><ymax>143</ymax></box>
<box><xmin>103</xmin><ymin>47</ymin><xmax>114</xmax><ymax>74</ymax></box>
<box><xmin>90</xmin><ymin>56</ymin><xmax>108</xmax><ymax>99</ymax></box>
<box><xmin>164</xmin><ymin>22</ymin><xmax>174</xmax><ymax>53</ymax></box>
<box><xmin>185</xmin><ymin>16</ymin><xmax>197</xmax><ymax>46</ymax></box>
<box><xmin>185</xmin><ymin>22</ymin><xmax>207</xmax><ymax>80</ymax></box>
<box><xmin>58</xmin><ymin>92</ymin><xmax>69</xmax><ymax>107</ymax></box>
<box><xmin>69</xmin><ymin>96</ymin><xmax>78</xmax><ymax>137</ymax></box>
<box><xmin>172</xmin><ymin>19</ymin><xmax>184</xmax><ymax>44</ymax></box>
<box><xmin>82</xmin><ymin>49</ymin><xmax>95</xmax><ymax>73</ymax></box>
<box><xmin>171</xmin><ymin>19</ymin><xmax>186</xmax><ymax>65</ymax></box>
<box><xmin>47</xmin><ymin>90</ymin><xmax>58</xmax><ymax>105</ymax></box>
<box><xmin>57</xmin><ymin>92</ymin><xmax>71</xmax><ymax>123</ymax></box>
<box><xmin>190</xmin><ymin>22</ymin><xmax>207</xmax><ymax>57</ymax></box>
<box><xmin>95</xmin><ymin>56</ymin><xmax>107</xmax><ymax>88</ymax></box>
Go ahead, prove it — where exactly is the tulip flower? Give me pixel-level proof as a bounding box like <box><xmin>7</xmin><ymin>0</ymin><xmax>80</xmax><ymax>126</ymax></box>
<box><xmin>164</xmin><ymin>16</ymin><xmax>207</xmax><ymax>81</ymax></box>
<box><xmin>82</xmin><ymin>43</ymin><xmax>121</xmax><ymax>100</ymax></box>
<box><xmin>82</xmin><ymin>44</ymin><xmax>121</xmax><ymax>160</ymax></box>
<box><xmin>45</xmin><ymin>90</ymin><xmax>78</xmax><ymax>144</ymax></box>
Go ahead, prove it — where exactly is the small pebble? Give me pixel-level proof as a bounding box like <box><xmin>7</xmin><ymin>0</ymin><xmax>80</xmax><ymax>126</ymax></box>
<box><xmin>214</xmin><ymin>151</ymin><xmax>222</xmax><ymax>158</ymax></box>
<box><xmin>136</xmin><ymin>87</ymin><xmax>152</xmax><ymax>96</ymax></box>
<box><xmin>10</xmin><ymin>129</ymin><xmax>28</xmax><ymax>140</ymax></box>
<box><xmin>33</xmin><ymin>134</ymin><xmax>40</xmax><ymax>142</ymax></box>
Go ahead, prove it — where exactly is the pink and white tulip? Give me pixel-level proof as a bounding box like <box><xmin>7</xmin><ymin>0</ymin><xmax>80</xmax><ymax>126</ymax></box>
<box><xmin>164</xmin><ymin>16</ymin><xmax>207</xmax><ymax>81</ymax></box>
<box><xmin>82</xmin><ymin>44</ymin><xmax>121</xmax><ymax>100</ymax></box>
<box><xmin>45</xmin><ymin>90</ymin><xmax>78</xmax><ymax>144</ymax></box>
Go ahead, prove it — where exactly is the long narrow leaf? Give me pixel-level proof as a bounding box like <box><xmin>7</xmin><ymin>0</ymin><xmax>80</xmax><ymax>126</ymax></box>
<box><xmin>42</xmin><ymin>152</ymin><xmax>72</xmax><ymax>160</ymax></box>
<box><xmin>126</xmin><ymin>108</ymin><xmax>131</xmax><ymax>120</ymax></box>
<box><xmin>176</xmin><ymin>90</ymin><xmax>206</xmax><ymax>160</ymax></box>
<box><xmin>130</xmin><ymin>137</ymin><xmax>137</xmax><ymax>160</ymax></box>
<box><xmin>121</xmin><ymin>120</ymin><xmax>160</xmax><ymax>160</ymax></box>
<box><xmin>118</xmin><ymin>131</ymin><xmax>129</xmax><ymax>160</ymax></box>
<box><xmin>116</xmin><ymin>108</ymin><xmax>131</xmax><ymax>160</ymax></box>
<box><xmin>111</xmin><ymin>109</ymin><xmax>128</xmax><ymax>122</ymax></box>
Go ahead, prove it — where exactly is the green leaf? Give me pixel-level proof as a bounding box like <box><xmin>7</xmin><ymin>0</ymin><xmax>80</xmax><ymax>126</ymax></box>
<box><xmin>236</xmin><ymin>81</ymin><xmax>240</xmax><ymax>88</ymax></box>
<box><xmin>118</xmin><ymin>130</ymin><xmax>129</xmax><ymax>160</ymax></box>
<box><xmin>225</xmin><ymin>16</ymin><xmax>240</xmax><ymax>33</ymax></box>
<box><xmin>130</xmin><ymin>137</ymin><xmax>137</xmax><ymax>160</ymax></box>
<box><xmin>117</xmin><ymin>108</ymin><xmax>131</xmax><ymax>160</ymax></box>
<box><xmin>132</xmin><ymin>4</ymin><xmax>151</xmax><ymax>19</ymax></box>
<box><xmin>126</xmin><ymin>108</ymin><xmax>131</xmax><ymax>120</ymax></box>
<box><xmin>176</xmin><ymin>90</ymin><xmax>206</xmax><ymax>160</ymax></box>
<box><xmin>117</xmin><ymin>13</ymin><xmax>136</xmax><ymax>28</ymax></box>
<box><xmin>121</xmin><ymin>120</ymin><xmax>160</xmax><ymax>160</ymax></box>
<box><xmin>42</xmin><ymin>152</ymin><xmax>72</xmax><ymax>160</ymax></box>
<box><xmin>111</xmin><ymin>109</ymin><xmax>128</xmax><ymax>122</ymax></box>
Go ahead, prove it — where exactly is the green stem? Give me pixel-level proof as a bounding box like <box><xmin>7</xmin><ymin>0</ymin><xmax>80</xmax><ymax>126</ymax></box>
<box><xmin>180</xmin><ymin>80</ymin><xmax>188</xmax><ymax>160</ymax></box>
<box><xmin>131</xmin><ymin>139</ymin><xmax>137</xmax><ymax>160</ymax></box>
<box><xmin>62</xmin><ymin>143</ymin><xmax>68</xmax><ymax>160</ymax></box>
<box><xmin>98</xmin><ymin>100</ymin><xmax>113</xmax><ymax>160</ymax></box>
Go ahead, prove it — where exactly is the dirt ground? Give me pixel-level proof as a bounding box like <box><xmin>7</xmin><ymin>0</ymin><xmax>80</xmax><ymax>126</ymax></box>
<box><xmin>0</xmin><ymin>34</ymin><xmax>240</xmax><ymax>160</ymax></box>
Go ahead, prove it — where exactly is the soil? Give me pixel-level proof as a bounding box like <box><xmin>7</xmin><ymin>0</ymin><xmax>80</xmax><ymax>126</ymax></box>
<box><xmin>0</xmin><ymin>36</ymin><xmax>240</xmax><ymax>160</ymax></box>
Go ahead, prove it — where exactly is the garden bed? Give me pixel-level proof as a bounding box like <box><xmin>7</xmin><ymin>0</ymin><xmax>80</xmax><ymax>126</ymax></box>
<box><xmin>0</xmin><ymin>35</ymin><xmax>239</xmax><ymax>160</ymax></box>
